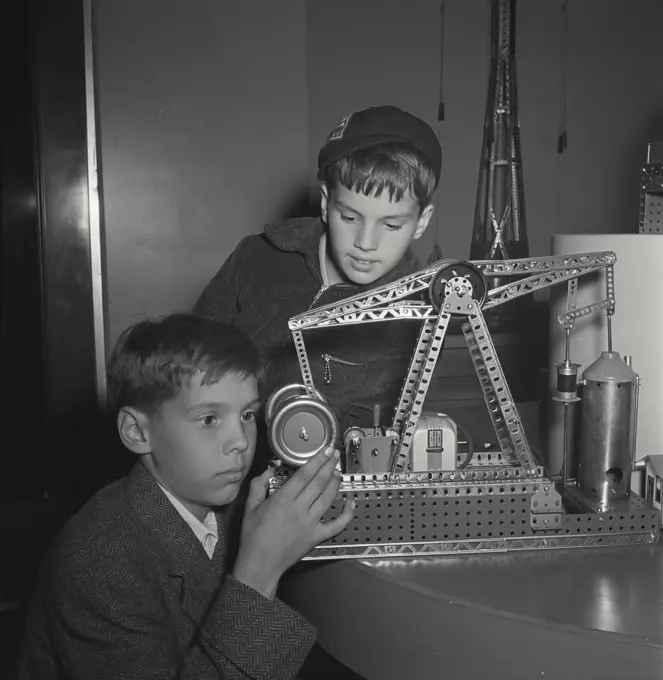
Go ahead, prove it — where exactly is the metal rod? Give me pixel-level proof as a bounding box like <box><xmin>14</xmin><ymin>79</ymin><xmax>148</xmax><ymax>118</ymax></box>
<box><xmin>631</xmin><ymin>376</ymin><xmax>641</xmax><ymax>471</ymax></box>
<box><xmin>607</xmin><ymin>314</ymin><xmax>613</xmax><ymax>352</ymax></box>
<box><xmin>564</xmin><ymin>326</ymin><xmax>571</xmax><ymax>363</ymax></box>
<box><xmin>562</xmin><ymin>403</ymin><xmax>570</xmax><ymax>484</ymax></box>
<box><xmin>373</xmin><ymin>404</ymin><xmax>381</xmax><ymax>433</ymax></box>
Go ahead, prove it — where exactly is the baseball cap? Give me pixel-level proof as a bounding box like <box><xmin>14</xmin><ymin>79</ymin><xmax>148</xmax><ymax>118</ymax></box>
<box><xmin>316</xmin><ymin>105</ymin><xmax>442</xmax><ymax>186</ymax></box>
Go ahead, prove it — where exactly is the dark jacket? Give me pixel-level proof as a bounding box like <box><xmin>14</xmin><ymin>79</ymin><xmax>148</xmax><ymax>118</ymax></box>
<box><xmin>195</xmin><ymin>217</ymin><xmax>421</xmax><ymax>455</ymax></box>
<box><xmin>13</xmin><ymin>463</ymin><xmax>316</xmax><ymax>680</ymax></box>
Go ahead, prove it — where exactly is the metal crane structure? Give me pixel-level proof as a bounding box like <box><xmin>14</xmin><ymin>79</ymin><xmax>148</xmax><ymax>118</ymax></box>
<box><xmin>470</xmin><ymin>0</ymin><xmax>529</xmax><ymax>263</ymax></box>
<box><xmin>266</xmin><ymin>251</ymin><xmax>659</xmax><ymax>560</ymax></box>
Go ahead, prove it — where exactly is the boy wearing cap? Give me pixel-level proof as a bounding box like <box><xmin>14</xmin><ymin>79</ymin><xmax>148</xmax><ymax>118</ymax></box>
<box><xmin>195</xmin><ymin>105</ymin><xmax>442</xmax><ymax>462</ymax></box>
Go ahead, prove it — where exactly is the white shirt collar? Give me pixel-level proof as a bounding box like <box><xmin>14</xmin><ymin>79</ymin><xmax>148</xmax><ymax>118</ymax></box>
<box><xmin>319</xmin><ymin>232</ymin><xmax>331</xmax><ymax>286</ymax></box>
<box><xmin>157</xmin><ymin>481</ymin><xmax>218</xmax><ymax>559</ymax></box>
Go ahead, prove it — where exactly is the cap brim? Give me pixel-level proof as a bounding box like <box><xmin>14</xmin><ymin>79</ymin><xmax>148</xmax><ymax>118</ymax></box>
<box><xmin>316</xmin><ymin>134</ymin><xmax>413</xmax><ymax>180</ymax></box>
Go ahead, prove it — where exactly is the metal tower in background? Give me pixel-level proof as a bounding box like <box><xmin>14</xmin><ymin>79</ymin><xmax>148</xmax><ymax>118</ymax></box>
<box><xmin>470</xmin><ymin>0</ymin><xmax>529</xmax><ymax>262</ymax></box>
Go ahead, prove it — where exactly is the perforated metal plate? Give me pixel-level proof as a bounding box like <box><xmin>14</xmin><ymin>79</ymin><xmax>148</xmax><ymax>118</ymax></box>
<box><xmin>305</xmin><ymin>482</ymin><xmax>660</xmax><ymax>560</ymax></box>
<box><xmin>456</xmin><ymin>449</ymin><xmax>512</xmax><ymax>467</ymax></box>
<box><xmin>328</xmin><ymin>489</ymin><xmax>535</xmax><ymax>545</ymax></box>
<box><xmin>639</xmin><ymin>164</ymin><xmax>663</xmax><ymax>233</ymax></box>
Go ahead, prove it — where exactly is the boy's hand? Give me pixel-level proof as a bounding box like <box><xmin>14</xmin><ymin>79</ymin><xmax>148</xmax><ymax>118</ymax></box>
<box><xmin>232</xmin><ymin>447</ymin><xmax>354</xmax><ymax>600</ymax></box>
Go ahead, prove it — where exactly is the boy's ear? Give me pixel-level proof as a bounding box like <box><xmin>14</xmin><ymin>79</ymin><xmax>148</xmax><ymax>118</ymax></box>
<box><xmin>117</xmin><ymin>406</ymin><xmax>152</xmax><ymax>455</ymax></box>
<box><xmin>320</xmin><ymin>183</ymin><xmax>330</xmax><ymax>224</ymax></box>
<box><xmin>413</xmin><ymin>204</ymin><xmax>434</xmax><ymax>240</ymax></box>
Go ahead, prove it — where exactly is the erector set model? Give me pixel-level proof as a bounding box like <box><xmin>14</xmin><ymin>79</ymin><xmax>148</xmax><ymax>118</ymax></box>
<box><xmin>265</xmin><ymin>252</ymin><xmax>660</xmax><ymax>560</ymax></box>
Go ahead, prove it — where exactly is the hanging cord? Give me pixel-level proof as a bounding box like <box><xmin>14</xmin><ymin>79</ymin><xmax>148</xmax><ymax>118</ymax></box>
<box><xmin>557</xmin><ymin>0</ymin><xmax>568</xmax><ymax>153</ymax></box>
<box><xmin>437</xmin><ymin>0</ymin><xmax>446</xmax><ymax>123</ymax></box>
<box><xmin>428</xmin><ymin>0</ymin><xmax>447</xmax><ymax>265</ymax></box>
<box><xmin>486</xmin><ymin>0</ymin><xmax>492</xmax><ymax>81</ymax></box>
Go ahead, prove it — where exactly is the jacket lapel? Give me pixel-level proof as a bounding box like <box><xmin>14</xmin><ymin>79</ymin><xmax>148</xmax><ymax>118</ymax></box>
<box><xmin>124</xmin><ymin>464</ymin><xmax>223</xmax><ymax>622</ymax></box>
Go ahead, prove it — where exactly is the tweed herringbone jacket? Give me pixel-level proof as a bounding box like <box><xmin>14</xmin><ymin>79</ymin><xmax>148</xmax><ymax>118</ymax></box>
<box><xmin>13</xmin><ymin>463</ymin><xmax>316</xmax><ymax>679</ymax></box>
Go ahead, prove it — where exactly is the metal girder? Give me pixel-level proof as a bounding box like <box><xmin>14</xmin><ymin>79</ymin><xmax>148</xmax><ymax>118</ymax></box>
<box><xmin>287</xmin><ymin>252</ymin><xmax>616</xmax><ymax>333</ymax></box>
<box><xmin>304</xmin><ymin>531</ymin><xmax>657</xmax><ymax>561</ymax></box>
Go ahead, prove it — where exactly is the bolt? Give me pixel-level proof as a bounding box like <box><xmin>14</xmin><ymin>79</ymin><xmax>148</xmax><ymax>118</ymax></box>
<box><xmin>299</xmin><ymin>427</ymin><xmax>309</xmax><ymax>441</ymax></box>
<box><xmin>371</xmin><ymin>448</ymin><xmax>380</xmax><ymax>457</ymax></box>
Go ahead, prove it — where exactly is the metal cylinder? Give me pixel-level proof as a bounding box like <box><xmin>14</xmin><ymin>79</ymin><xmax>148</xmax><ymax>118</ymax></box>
<box><xmin>552</xmin><ymin>361</ymin><xmax>581</xmax><ymax>403</ymax></box>
<box><xmin>578</xmin><ymin>351</ymin><xmax>638</xmax><ymax>507</ymax></box>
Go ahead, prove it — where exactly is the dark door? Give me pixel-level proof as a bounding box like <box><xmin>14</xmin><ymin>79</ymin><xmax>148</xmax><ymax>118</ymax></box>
<box><xmin>1</xmin><ymin>0</ymin><xmax>107</xmax><ymax>671</ymax></box>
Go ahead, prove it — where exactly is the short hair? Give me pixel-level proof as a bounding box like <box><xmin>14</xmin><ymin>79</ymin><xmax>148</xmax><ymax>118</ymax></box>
<box><xmin>322</xmin><ymin>142</ymin><xmax>437</xmax><ymax>209</ymax></box>
<box><xmin>107</xmin><ymin>313</ymin><xmax>262</xmax><ymax>415</ymax></box>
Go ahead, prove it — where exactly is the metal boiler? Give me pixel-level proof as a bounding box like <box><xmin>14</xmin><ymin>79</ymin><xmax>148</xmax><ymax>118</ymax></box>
<box><xmin>577</xmin><ymin>352</ymin><xmax>640</xmax><ymax>508</ymax></box>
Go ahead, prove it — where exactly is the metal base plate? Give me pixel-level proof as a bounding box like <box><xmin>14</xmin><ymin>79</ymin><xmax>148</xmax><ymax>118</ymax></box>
<box><xmin>304</xmin><ymin>475</ymin><xmax>659</xmax><ymax>560</ymax></box>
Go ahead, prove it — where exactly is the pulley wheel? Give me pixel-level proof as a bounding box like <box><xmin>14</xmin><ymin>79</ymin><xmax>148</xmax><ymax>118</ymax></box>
<box><xmin>428</xmin><ymin>261</ymin><xmax>487</xmax><ymax>312</ymax></box>
<box><xmin>343</xmin><ymin>427</ymin><xmax>365</xmax><ymax>448</ymax></box>
<box><xmin>268</xmin><ymin>397</ymin><xmax>338</xmax><ymax>467</ymax></box>
<box><xmin>265</xmin><ymin>383</ymin><xmax>326</xmax><ymax>425</ymax></box>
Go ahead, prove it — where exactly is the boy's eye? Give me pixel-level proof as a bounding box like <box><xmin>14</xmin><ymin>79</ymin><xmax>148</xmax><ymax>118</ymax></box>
<box><xmin>199</xmin><ymin>415</ymin><xmax>218</xmax><ymax>427</ymax></box>
<box><xmin>340</xmin><ymin>213</ymin><xmax>357</xmax><ymax>224</ymax></box>
<box><xmin>385</xmin><ymin>223</ymin><xmax>404</xmax><ymax>231</ymax></box>
<box><xmin>241</xmin><ymin>410</ymin><xmax>257</xmax><ymax>422</ymax></box>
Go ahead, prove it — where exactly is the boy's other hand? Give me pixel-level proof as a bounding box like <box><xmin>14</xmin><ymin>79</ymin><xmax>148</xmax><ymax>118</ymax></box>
<box><xmin>232</xmin><ymin>447</ymin><xmax>354</xmax><ymax>600</ymax></box>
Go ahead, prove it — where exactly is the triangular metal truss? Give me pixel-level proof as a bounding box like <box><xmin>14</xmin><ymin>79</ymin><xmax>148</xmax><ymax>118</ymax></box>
<box><xmin>289</xmin><ymin>252</ymin><xmax>616</xmax><ymax>477</ymax></box>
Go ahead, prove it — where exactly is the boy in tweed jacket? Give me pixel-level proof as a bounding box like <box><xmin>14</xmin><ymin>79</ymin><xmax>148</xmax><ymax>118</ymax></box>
<box><xmin>13</xmin><ymin>314</ymin><xmax>354</xmax><ymax>679</ymax></box>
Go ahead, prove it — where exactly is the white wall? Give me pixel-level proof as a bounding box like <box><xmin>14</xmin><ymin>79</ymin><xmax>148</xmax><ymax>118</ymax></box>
<box><xmin>94</xmin><ymin>0</ymin><xmax>309</xmax><ymax>345</ymax></box>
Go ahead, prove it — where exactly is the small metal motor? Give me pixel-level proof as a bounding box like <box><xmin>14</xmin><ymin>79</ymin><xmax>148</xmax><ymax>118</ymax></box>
<box><xmin>577</xmin><ymin>351</ymin><xmax>640</xmax><ymax>507</ymax></box>
<box><xmin>344</xmin><ymin>405</ymin><xmax>400</xmax><ymax>475</ymax></box>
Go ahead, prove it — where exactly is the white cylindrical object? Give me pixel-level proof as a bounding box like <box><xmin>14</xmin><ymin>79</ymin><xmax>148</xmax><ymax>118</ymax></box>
<box><xmin>548</xmin><ymin>234</ymin><xmax>663</xmax><ymax>493</ymax></box>
<box><xmin>411</xmin><ymin>412</ymin><xmax>458</xmax><ymax>472</ymax></box>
